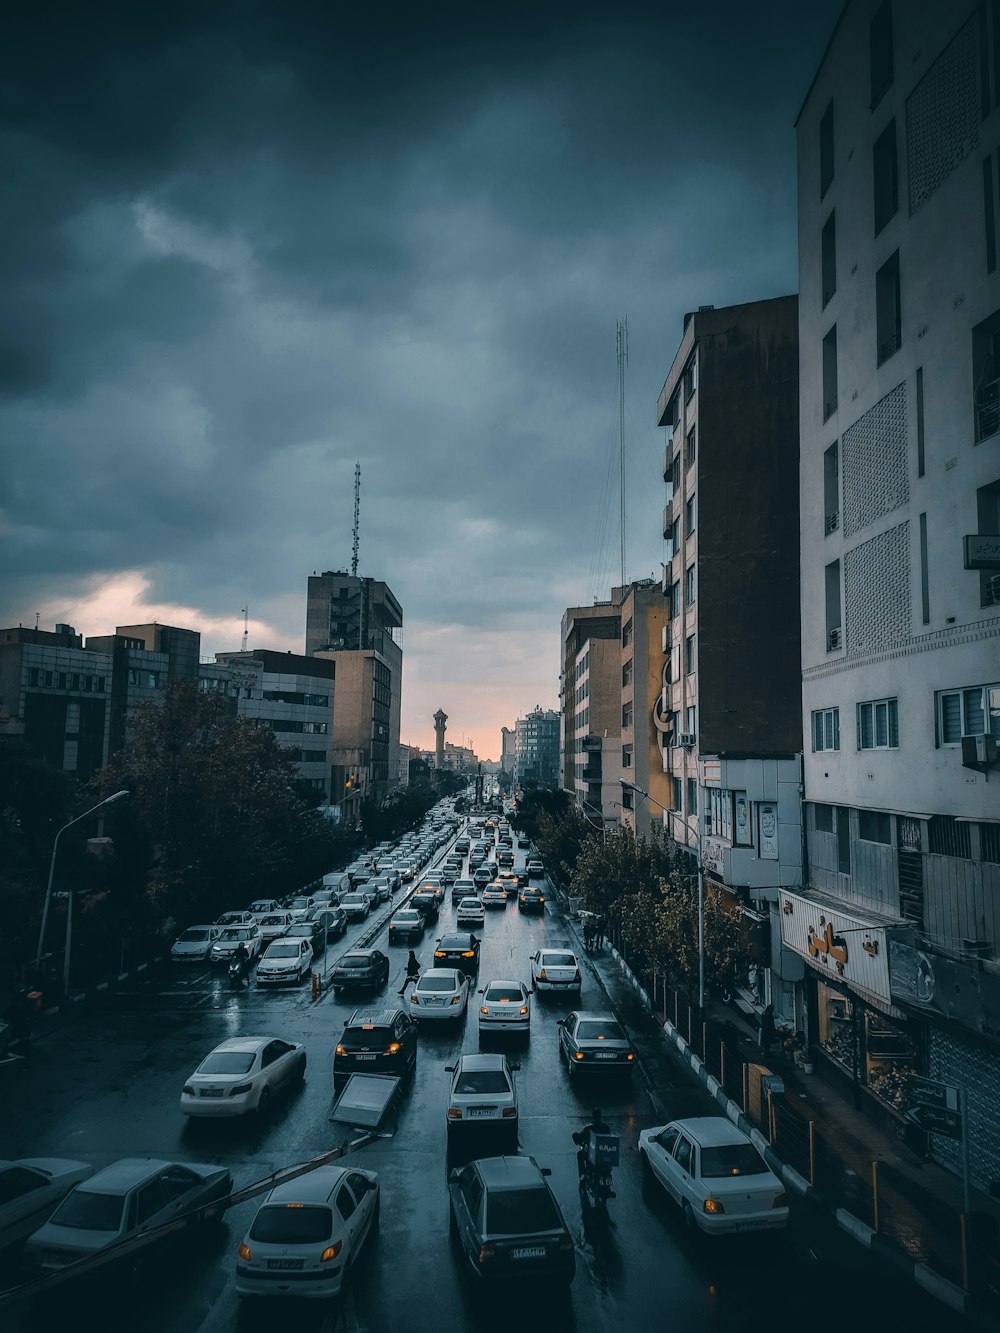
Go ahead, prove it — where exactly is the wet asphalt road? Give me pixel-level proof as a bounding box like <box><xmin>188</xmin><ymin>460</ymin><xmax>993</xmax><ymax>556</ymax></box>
<box><xmin>0</xmin><ymin>827</ymin><xmax>969</xmax><ymax>1333</ymax></box>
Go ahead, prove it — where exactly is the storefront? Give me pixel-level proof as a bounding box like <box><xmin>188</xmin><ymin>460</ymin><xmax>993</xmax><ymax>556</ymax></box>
<box><xmin>779</xmin><ymin>890</ymin><xmax>919</xmax><ymax>1126</ymax></box>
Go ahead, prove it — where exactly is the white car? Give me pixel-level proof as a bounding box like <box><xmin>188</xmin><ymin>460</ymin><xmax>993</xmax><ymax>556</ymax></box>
<box><xmin>0</xmin><ymin>1158</ymin><xmax>94</xmax><ymax>1249</ymax></box>
<box><xmin>341</xmin><ymin>892</ymin><xmax>372</xmax><ymax>921</ymax></box>
<box><xmin>638</xmin><ymin>1117</ymin><xmax>789</xmax><ymax>1235</ymax></box>
<box><xmin>248</xmin><ymin>898</ymin><xmax>281</xmax><ymax>917</ymax></box>
<box><xmin>256</xmin><ymin>937</ymin><xmax>314</xmax><ymax>985</ymax></box>
<box><xmin>217</xmin><ymin>911</ymin><xmax>256</xmax><ymax>929</ymax></box>
<box><xmin>210</xmin><ymin>923</ymin><xmax>263</xmax><ymax>964</ymax></box>
<box><xmin>170</xmin><ymin>925</ymin><xmax>221</xmax><ymax>961</ymax></box>
<box><xmin>478</xmin><ymin>979</ymin><xmax>531</xmax><ymax>1034</ymax></box>
<box><xmin>409</xmin><ymin>968</ymin><xmax>470</xmax><ymax>1022</ymax></box>
<box><xmin>181</xmin><ymin>1036</ymin><xmax>306</xmax><ymax>1117</ymax></box>
<box><xmin>445</xmin><ymin>1053</ymin><xmax>518</xmax><ymax>1143</ymax></box>
<box><xmin>397</xmin><ymin>861</ymin><xmax>416</xmax><ymax>882</ymax></box>
<box><xmin>257</xmin><ymin>912</ymin><xmax>294</xmax><ymax>943</ymax></box>
<box><xmin>235</xmin><ymin>1164</ymin><xmax>379</xmax><ymax>1300</ymax></box>
<box><xmin>529</xmin><ymin>948</ymin><xmax>581</xmax><ymax>992</ymax></box>
<box><xmin>456</xmin><ymin>897</ymin><xmax>485</xmax><ymax>927</ymax></box>
<box><xmin>366</xmin><ymin>877</ymin><xmax>393</xmax><ymax>903</ymax></box>
<box><xmin>282</xmin><ymin>895</ymin><xmax>316</xmax><ymax>923</ymax></box>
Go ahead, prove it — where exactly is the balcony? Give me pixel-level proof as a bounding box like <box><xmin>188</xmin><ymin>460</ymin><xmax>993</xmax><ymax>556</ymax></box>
<box><xmin>582</xmin><ymin>765</ymin><xmax>602</xmax><ymax>782</ymax></box>
<box><xmin>663</xmin><ymin>441</ymin><xmax>675</xmax><ymax>484</ymax></box>
<box><xmin>827</xmin><ymin>627</ymin><xmax>842</xmax><ymax>652</ymax></box>
<box><xmin>662</xmin><ymin>502</ymin><xmax>674</xmax><ymax>539</ymax></box>
<box><xmin>582</xmin><ymin>734</ymin><xmax>602</xmax><ymax>752</ymax></box>
<box><xmin>824</xmin><ymin>511</ymin><xmax>839</xmax><ymax>535</ymax></box>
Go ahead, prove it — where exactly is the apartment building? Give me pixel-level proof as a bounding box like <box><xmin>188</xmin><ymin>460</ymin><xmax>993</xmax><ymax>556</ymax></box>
<box><xmin>656</xmin><ymin>298</ymin><xmax>803</xmax><ymax>1013</ymax></box>
<box><xmin>514</xmin><ymin>707</ymin><xmax>560</xmax><ymax>790</ymax></box>
<box><xmin>559</xmin><ymin>600</ymin><xmax>623</xmax><ymax>807</ymax></box>
<box><xmin>791</xmin><ymin>0</ymin><xmax>1000</xmax><ymax>1176</ymax></box>
<box><xmin>617</xmin><ymin>581</ymin><xmax>671</xmax><ymax>838</ymax></box>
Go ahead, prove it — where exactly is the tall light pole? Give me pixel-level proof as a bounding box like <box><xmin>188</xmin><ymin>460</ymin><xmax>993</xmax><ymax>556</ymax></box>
<box><xmin>36</xmin><ymin>791</ymin><xmax>130</xmax><ymax>973</ymax></box>
<box><xmin>621</xmin><ymin>778</ymin><xmax>706</xmax><ymax>1010</ymax></box>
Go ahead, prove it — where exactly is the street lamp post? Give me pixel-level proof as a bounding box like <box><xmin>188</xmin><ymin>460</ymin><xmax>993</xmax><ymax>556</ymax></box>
<box><xmin>36</xmin><ymin>791</ymin><xmax>130</xmax><ymax>974</ymax></box>
<box><xmin>621</xmin><ymin>778</ymin><xmax>706</xmax><ymax>1010</ymax></box>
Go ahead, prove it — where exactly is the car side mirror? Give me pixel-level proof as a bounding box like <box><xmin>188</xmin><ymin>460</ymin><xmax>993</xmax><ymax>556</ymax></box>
<box><xmin>510</xmin><ymin>1063</ymin><xmax>521</xmax><ymax>1071</ymax></box>
<box><xmin>477</xmin><ymin>988</ymin><xmax>484</xmax><ymax>994</ymax></box>
<box><xmin>444</xmin><ymin>1065</ymin><xmax>455</xmax><ymax>1073</ymax></box>
<box><xmin>540</xmin><ymin>1167</ymin><xmax>552</xmax><ymax>1177</ymax></box>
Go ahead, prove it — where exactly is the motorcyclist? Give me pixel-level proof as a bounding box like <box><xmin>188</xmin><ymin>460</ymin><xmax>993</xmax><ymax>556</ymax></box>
<box><xmin>232</xmin><ymin>941</ymin><xmax>250</xmax><ymax>982</ymax></box>
<box><xmin>572</xmin><ymin>1106</ymin><xmax>611</xmax><ymax>1180</ymax></box>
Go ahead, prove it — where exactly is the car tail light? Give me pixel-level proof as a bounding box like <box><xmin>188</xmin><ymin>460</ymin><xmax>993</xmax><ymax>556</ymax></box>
<box><xmin>480</xmin><ymin>1007</ymin><xmax>489</xmax><ymax>1015</ymax></box>
<box><xmin>501</xmin><ymin>1107</ymin><xmax>517</xmax><ymax>1118</ymax></box>
<box><xmin>239</xmin><ymin>1242</ymin><xmax>252</xmax><ymax>1261</ymax></box>
<box><xmin>462</xmin><ymin>951</ymin><xmax>474</xmax><ymax>958</ymax></box>
<box><xmin>450</xmin><ymin>995</ymin><xmax>461</xmax><ymax>1004</ymax></box>
<box><xmin>703</xmin><ymin>1198</ymin><xmax>725</xmax><ymax>1215</ymax></box>
<box><xmin>478</xmin><ymin>1243</ymin><xmax>495</xmax><ymax>1265</ymax></box>
<box><xmin>410</xmin><ymin>994</ymin><xmax>419</xmax><ymax>1004</ymax></box>
<box><xmin>385</xmin><ymin>1042</ymin><xmax>400</xmax><ymax>1055</ymax></box>
<box><xmin>539</xmin><ymin>969</ymin><xmax>547</xmax><ymax>981</ymax></box>
<box><xmin>574</xmin><ymin>1051</ymin><xmax>585</xmax><ymax>1061</ymax></box>
<box><xmin>320</xmin><ymin>1241</ymin><xmax>342</xmax><ymax>1262</ymax></box>
<box><xmin>626</xmin><ymin>1052</ymin><xmax>635</xmax><ymax>1061</ymax></box>
<box><xmin>448</xmin><ymin>1108</ymin><xmax>462</xmax><ymax>1119</ymax></box>
<box><xmin>230</xmin><ymin>1082</ymin><xmax>253</xmax><ymax>1096</ymax></box>
<box><xmin>772</xmin><ymin>1192</ymin><xmax>787</xmax><ymax>1209</ymax></box>
<box><xmin>335</xmin><ymin>1044</ymin><xmax>347</xmax><ymax>1057</ymax></box>
<box><xmin>519</xmin><ymin>1006</ymin><xmax>528</xmax><ymax>1015</ymax></box>
<box><xmin>574</xmin><ymin>970</ymin><xmax>581</xmax><ymax>982</ymax></box>
<box><xmin>435</xmin><ymin>951</ymin><xmax>445</xmax><ymax>959</ymax></box>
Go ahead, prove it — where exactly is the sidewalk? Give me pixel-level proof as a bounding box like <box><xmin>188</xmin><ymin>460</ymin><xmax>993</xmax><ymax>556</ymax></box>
<box><xmin>556</xmin><ymin>897</ymin><xmax>1000</xmax><ymax>1322</ymax></box>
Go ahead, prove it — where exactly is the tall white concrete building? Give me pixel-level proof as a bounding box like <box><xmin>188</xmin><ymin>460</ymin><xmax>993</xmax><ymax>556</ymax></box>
<box><xmin>791</xmin><ymin>0</ymin><xmax>1000</xmax><ymax>1181</ymax></box>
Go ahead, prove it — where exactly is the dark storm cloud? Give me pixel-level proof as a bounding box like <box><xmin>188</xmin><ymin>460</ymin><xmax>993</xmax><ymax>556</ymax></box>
<box><xmin>1</xmin><ymin>0</ymin><xmax>841</xmax><ymax>747</ymax></box>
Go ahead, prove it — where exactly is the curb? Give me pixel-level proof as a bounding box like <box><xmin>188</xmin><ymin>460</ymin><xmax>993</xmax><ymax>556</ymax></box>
<box><xmin>30</xmin><ymin>955</ymin><xmax>166</xmax><ymax>1029</ymax></box>
<box><xmin>599</xmin><ymin>940</ymin><xmax>974</xmax><ymax>1321</ymax></box>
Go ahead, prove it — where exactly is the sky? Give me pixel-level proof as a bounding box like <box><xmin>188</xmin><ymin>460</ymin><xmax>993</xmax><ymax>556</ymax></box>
<box><xmin>0</xmin><ymin>0</ymin><xmax>842</xmax><ymax>760</ymax></box>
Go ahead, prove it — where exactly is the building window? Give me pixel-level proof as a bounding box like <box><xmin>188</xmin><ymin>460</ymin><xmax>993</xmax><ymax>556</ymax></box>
<box><xmin>671</xmin><ymin>453</ymin><xmax>681</xmax><ymax>492</ymax></box>
<box><xmin>836</xmin><ymin>806</ymin><xmax>851</xmax><ymax>875</ymax></box>
<box><xmin>973</xmin><ymin>310</ymin><xmax>1000</xmax><ymax>441</ymax></box>
<box><xmin>685</xmin><ymin>635</ymin><xmax>695</xmax><ymax>674</ymax></box>
<box><xmin>984</xmin><ymin>155</ymin><xmax>997</xmax><ymax>275</ymax></box>
<box><xmin>685</xmin><ymin>495</ymin><xmax>696</xmax><ymax>537</ymax></box>
<box><xmin>622</xmin><ymin>745</ymin><xmax>633</xmax><ymax>769</ymax></box>
<box><xmin>858</xmin><ymin>697</ymin><xmax>899</xmax><ymax>749</ymax></box>
<box><xmin>685</xmin><ymin>564</ymin><xmax>696</xmax><ymax>606</ymax></box>
<box><xmin>685</xmin><ymin>705</ymin><xmax>696</xmax><ymax>735</ymax></box>
<box><xmin>820</xmin><ymin>100</ymin><xmax>834</xmax><ymax>198</ymax></box>
<box><xmin>823</xmin><ymin>441</ymin><xmax>839</xmax><ymax>534</ymax></box>
<box><xmin>672</xmin><ymin>776</ymin><xmax>683</xmax><ymax>812</ymax></box>
<box><xmin>669</xmin><ymin>580</ymin><xmax>680</xmax><ymax>618</ymax></box>
<box><xmin>814</xmin><ymin>803</ymin><xmax>834</xmax><ymax>833</ymax></box>
<box><xmin>27</xmin><ymin>667</ymin><xmax>39</xmax><ymax>686</ymax></box>
<box><xmin>822</xmin><ymin>325</ymin><xmax>838</xmax><ymax>419</ymax></box>
<box><xmin>875</xmin><ymin>250</ymin><xmax>902</xmax><ymax>365</ymax></box>
<box><xmin>858</xmin><ymin>810</ymin><xmax>891</xmax><ymax>843</ymax></box>
<box><xmin>927</xmin><ymin>816</ymin><xmax>972</xmax><ymax>859</ymax></box>
<box><xmin>686</xmin><ymin>426</ymin><xmax>697</xmax><ymax>467</ymax></box>
<box><xmin>687</xmin><ymin>778</ymin><xmax>698</xmax><ymax>817</ymax></box>
<box><xmin>977</xmin><ymin>480</ymin><xmax>1000</xmax><ymax>606</ymax></box>
<box><xmin>937</xmin><ymin>683</ymin><xmax>1000</xmax><ymax>744</ymax></box>
<box><xmin>825</xmin><ymin>559</ymin><xmax>842</xmax><ymax>650</ymax></box>
<box><xmin>813</xmin><ymin>707</ymin><xmax>841</xmax><ymax>752</ymax></box>
<box><xmin>869</xmin><ymin>1</ymin><xmax>894</xmax><ymax>109</ymax></box>
<box><xmin>683</xmin><ymin>354</ymin><xmax>697</xmax><ymax>402</ymax></box>
<box><xmin>821</xmin><ymin>211</ymin><xmax>836</xmax><ymax>307</ymax></box>
<box><xmin>622</xmin><ymin>702</ymin><xmax>633</xmax><ymax>729</ymax></box>
<box><xmin>622</xmin><ymin>618</ymin><xmax>633</xmax><ymax>648</ymax></box>
<box><xmin>872</xmin><ymin>118</ymin><xmax>899</xmax><ymax>236</ymax></box>
<box><xmin>622</xmin><ymin>659</ymin><xmax>633</xmax><ymax>687</ymax></box>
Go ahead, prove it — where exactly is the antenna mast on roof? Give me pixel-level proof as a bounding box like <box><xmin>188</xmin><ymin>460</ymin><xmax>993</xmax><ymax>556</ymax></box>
<box><xmin>617</xmin><ymin>317</ymin><xmax>628</xmax><ymax>588</ymax></box>
<box><xmin>351</xmin><ymin>462</ymin><xmax>361</xmax><ymax>578</ymax></box>
<box><xmin>241</xmin><ymin>606</ymin><xmax>249</xmax><ymax>652</ymax></box>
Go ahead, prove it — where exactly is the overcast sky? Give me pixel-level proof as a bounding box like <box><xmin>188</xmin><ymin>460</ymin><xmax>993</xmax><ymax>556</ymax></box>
<box><xmin>1</xmin><ymin>0</ymin><xmax>842</xmax><ymax>759</ymax></box>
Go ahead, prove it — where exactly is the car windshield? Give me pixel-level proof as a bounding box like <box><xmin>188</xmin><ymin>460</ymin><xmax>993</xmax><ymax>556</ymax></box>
<box><xmin>250</xmin><ymin>1204</ymin><xmax>333</xmax><ymax>1243</ymax></box>
<box><xmin>221</xmin><ymin>928</ymin><xmax>251</xmax><ymax>942</ymax></box>
<box><xmin>51</xmin><ymin>1190</ymin><xmax>126</xmax><ymax>1232</ymax></box>
<box><xmin>543</xmin><ymin>953</ymin><xmax>576</xmax><ymax>967</ymax></box>
<box><xmin>419</xmin><ymin>976</ymin><xmax>456</xmax><ymax>992</ymax></box>
<box><xmin>260</xmin><ymin>916</ymin><xmax>285</xmax><ymax>926</ymax></box>
<box><xmin>287</xmin><ymin>926</ymin><xmax>310</xmax><ymax>936</ymax></box>
<box><xmin>440</xmin><ymin>937</ymin><xmax>473</xmax><ymax>949</ymax></box>
<box><xmin>700</xmin><ymin>1144</ymin><xmax>769</xmax><ymax>1178</ymax></box>
<box><xmin>266</xmin><ymin>943</ymin><xmax>300</xmax><ymax>958</ymax></box>
<box><xmin>486</xmin><ymin>987</ymin><xmax>523</xmax><ymax>1002</ymax></box>
<box><xmin>455</xmin><ymin>1070</ymin><xmax>510</xmax><ymax>1095</ymax></box>
<box><xmin>180</xmin><ymin>929</ymin><xmax>210</xmax><ymax>942</ymax></box>
<box><xmin>338</xmin><ymin>956</ymin><xmax>370</xmax><ymax>969</ymax></box>
<box><xmin>343</xmin><ymin>1027</ymin><xmax>390</xmax><ymax>1044</ymax></box>
<box><xmin>394</xmin><ymin>914</ymin><xmax>419</xmax><ymax>925</ymax></box>
<box><xmin>287</xmin><ymin>898</ymin><xmax>310</xmax><ymax>909</ymax></box>
<box><xmin>344</xmin><ymin>896</ymin><xmax>364</xmax><ymax>904</ymax></box>
<box><xmin>577</xmin><ymin>1021</ymin><xmax>627</xmax><ymax>1042</ymax></box>
<box><xmin>459</xmin><ymin>901</ymin><xmax>481</xmax><ymax>910</ymax></box>
<box><xmin>486</xmin><ymin>1187</ymin><xmax>561</xmax><ymax>1235</ymax></box>
<box><xmin>199</xmin><ymin>1051</ymin><xmax>256</xmax><ymax>1074</ymax></box>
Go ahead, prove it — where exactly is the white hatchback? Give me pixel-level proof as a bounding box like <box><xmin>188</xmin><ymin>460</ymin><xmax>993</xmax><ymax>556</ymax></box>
<box><xmin>529</xmin><ymin>948</ymin><xmax>582</xmax><ymax>991</ymax></box>
<box><xmin>257</xmin><ymin>912</ymin><xmax>294</xmax><ymax>943</ymax></box>
<box><xmin>236</xmin><ymin>1164</ymin><xmax>379</xmax><ymax>1300</ymax></box>
<box><xmin>256</xmin><ymin>937</ymin><xmax>313</xmax><ymax>985</ymax></box>
<box><xmin>181</xmin><ymin>1036</ymin><xmax>306</xmax><ymax>1117</ymax></box>
<box><xmin>456</xmin><ymin>897</ymin><xmax>485</xmax><ymax>927</ymax></box>
<box><xmin>409</xmin><ymin>968</ymin><xmax>470</xmax><ymax>1022</ymax></box>
<box><xmin>638</xmin><ymin>1117</ymin><xmax>789</xmax><ymax>1234</ymax></box>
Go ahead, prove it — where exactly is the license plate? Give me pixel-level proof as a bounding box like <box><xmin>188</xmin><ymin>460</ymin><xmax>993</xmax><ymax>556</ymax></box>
<box><xmin>735</xmin><ymin>1220</ymin><xmax>769</xmax><ymax>1231</ymax></box>
<box><xmin>431</xmin><ymin>998</ymin><xmax>446</xmax><ymax>1006</ymax></box>
<box><xmin>355</xmin><ymin>1054</ymin><xmax>376</xmax><ymax>1061</ymax></box>
<box><xmin>511</xmin><ymin>1246</ymin><xmax>545</xmax><ymax>1260</ymax></box>
<box><xmin>468</xmin><ymin>1107</ymin><xmax>496</xmax><ymax>1117</ymax></box>
<box><xmin>594</xmin><ymin>1052</ymin><xmax>617</xmax><ymax>1060</ymax></box>
<box><xmin>201</xmin><ymin>1088</ymin><xmax>225</xmax><ymax>1097</ymax></box>
<box><xmin>267</xmin><ymin>1259</ymin><xmax>304</xmax><ymax>1270</ymax></box>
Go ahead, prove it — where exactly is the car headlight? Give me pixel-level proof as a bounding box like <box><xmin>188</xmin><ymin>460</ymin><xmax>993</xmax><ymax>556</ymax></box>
<box><xmin>480</xmin><ymin>1007</ymin><xmax>489</xmax><ymax>1015</ymax></box>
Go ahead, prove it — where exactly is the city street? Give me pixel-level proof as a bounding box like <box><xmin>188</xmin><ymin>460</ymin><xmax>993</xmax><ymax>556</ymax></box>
<box><xmin>1</xmin><ymin>829</ymin><xmax>968</xmax><ymax>1333</ymax></box>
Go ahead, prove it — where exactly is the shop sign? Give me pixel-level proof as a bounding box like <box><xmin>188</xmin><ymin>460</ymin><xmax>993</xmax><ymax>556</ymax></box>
<box><xmin>890</xmin><ymin>941</ymin><xmax>1000</xmax><ymax>1041</ymax></box>
<box><xmin>903</xmin><ymin>1074</ymin><xmax>963</xmax><ymax>1140</ymax></box>
<box><xmin>759</xmin><ymin>803</ymin><xmax>778</xmax><ymax>860</ymax></box>
<box><xmin>734</xmin><ymin>792</ymin><xmax>751</xmax><ymax>846</ymax></box>
<box><xmin>779</xmin><ymin>891</ymin><xmax>892</xmax><ymax>1005</ymax></box>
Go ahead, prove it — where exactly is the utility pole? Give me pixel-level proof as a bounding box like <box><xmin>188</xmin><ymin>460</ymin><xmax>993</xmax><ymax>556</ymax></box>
<box><xmin>351</xmin><ymin>462</ymin><xmax>361</xmax><ymax>578</ymax></box>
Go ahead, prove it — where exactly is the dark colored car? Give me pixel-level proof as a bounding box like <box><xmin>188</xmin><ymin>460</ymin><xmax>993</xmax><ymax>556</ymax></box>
<box><xmin>333</xmin><ymin>1008</ymin><xmax>417</xmax><ymax>1091</ymax></box>
<box><xmin>285</xmin><ymin>918</ymin><xmax>325</xmax><ymax>954</ymax></box>
<box><xmin>331</xmin><ymin>949</ymin><xmax>391</xmax><ymax>996</ymax></box>
<box><xmin>497</xmin><ymin>848</ymin><xmax>515</xmax><ymax>869</ymax></box>
<box><xmin>517</xmin><ymin>835</ymin><xmax>531</xmax><ymax>850</ymax></box>
<box><xmin>518</xmin><ymin>887</ymin><xmax>545</xmax><ymax>913</ymax></box>
<box><xmin>433</xmin><ymin>933</ymin><xmax>481</xmax><ymax>976</ymax></box>
<box><xmin>448</xmin><ymin>1156</ymin><xmax>575</xmax><ymax>1285</ymax></box>
<box><xmin>410</xmin><ymin>889</ymin><xmax>440</xmax><ymax>923</ymax></box>
<box><xmin>314</xmin><ymin>906</ymin><xmax>348</xmax><ymax>941</ymax></box>
<box><xmin>557</xmin><ymin>1010</ymin><xmax>636</xmax><ymax>1077</ymax></box>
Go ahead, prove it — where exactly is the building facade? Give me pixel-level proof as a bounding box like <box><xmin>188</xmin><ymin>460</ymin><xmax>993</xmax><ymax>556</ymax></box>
<box><xmin>514</xmin><ymin>706</ymin><xmax>560</xmax><ymax>790</ymax></box>
<box><xmin>793</xmin><ymin>0</ymin><xmax>1000</xmax><ymax>1181</ymax></box>
<box><xmin>559</xmin><ymin>600</ymin><xmax>623</xmax><ymax>802</ymax></box>
<box><xmin>618</xmin><ymin>580</ymin><xmax>672</xmax><ymax>839</ymax></box>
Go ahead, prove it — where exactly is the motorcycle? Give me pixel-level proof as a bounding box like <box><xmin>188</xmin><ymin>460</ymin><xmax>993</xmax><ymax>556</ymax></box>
<box><xmin>228</xmin><ymin>955</ymin><xmax>251</xmax><ymax>988</ymax></box>
<box><xmin>574</xmin><ymin>1129</ymin><xmax>619</xmax><ymax>1210</ymax></box>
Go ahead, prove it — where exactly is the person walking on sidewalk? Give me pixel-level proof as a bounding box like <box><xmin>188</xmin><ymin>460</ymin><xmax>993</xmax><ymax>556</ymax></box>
<box><xmin>594</xmin><ymin>915</ymin><xmax>606</xmax><ymax>950</ymax></box>
<box><xmin>399</xmin><ymin>951</ymin><xmax>421</xmax><ymax>995</ymax></box>
<box><xmin>758</xmin><ymin>1002</ymin><xmax>777</xmax><ymax>1056</ymax></box>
